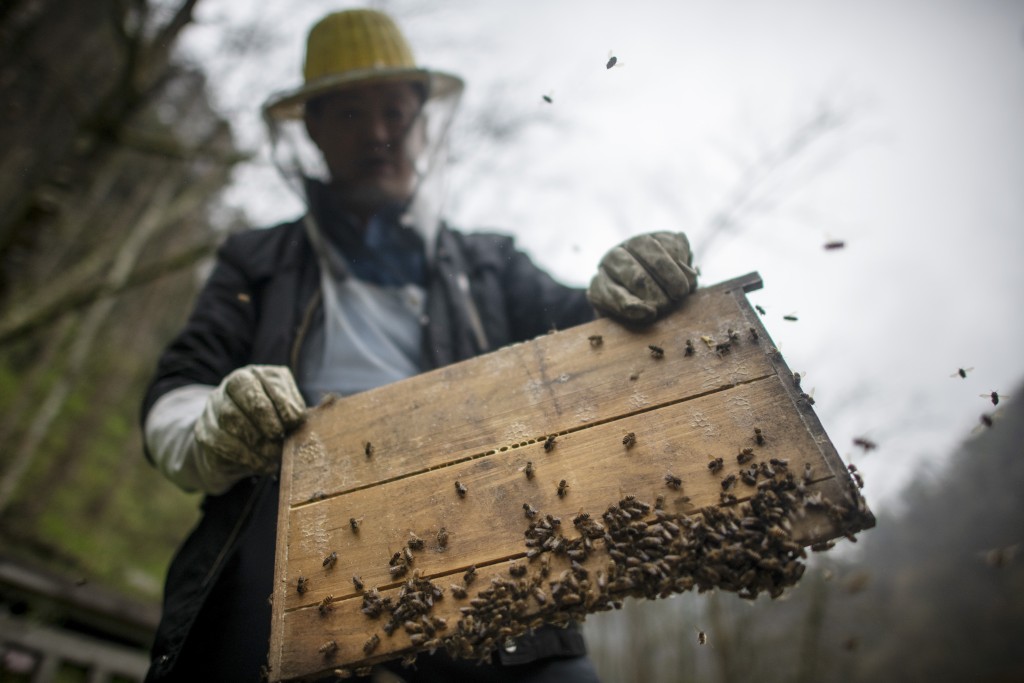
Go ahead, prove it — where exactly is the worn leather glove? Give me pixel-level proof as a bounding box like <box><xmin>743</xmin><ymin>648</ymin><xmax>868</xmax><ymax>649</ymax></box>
<box><xmin>194</xmin><ymin>365</ymin><xmax>307</xmax><ymax>477</ymax></box>
<box><xmin>587</xmin><ymin>231</ymin><xmax>699</xmax><ymax>325</ymax></box>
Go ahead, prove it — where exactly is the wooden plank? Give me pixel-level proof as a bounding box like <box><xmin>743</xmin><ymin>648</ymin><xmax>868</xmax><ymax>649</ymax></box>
<box><xmin>268</xmin><ymin>273</ymin><xmax>873</xmax><ymax>681</ymax></box>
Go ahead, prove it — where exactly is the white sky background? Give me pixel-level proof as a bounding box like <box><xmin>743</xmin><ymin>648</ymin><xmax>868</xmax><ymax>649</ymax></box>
<box><xmin>179</xmin><ymin>0</ymin><xmax>1024</xmax><ymax>512</ymax></box>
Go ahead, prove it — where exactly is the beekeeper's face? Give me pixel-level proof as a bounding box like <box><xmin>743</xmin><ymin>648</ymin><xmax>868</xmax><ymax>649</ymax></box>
<box><xmin>305</xmin><ymin>81</ymin><xmax>425</xmax><ymax>214</ymax></box>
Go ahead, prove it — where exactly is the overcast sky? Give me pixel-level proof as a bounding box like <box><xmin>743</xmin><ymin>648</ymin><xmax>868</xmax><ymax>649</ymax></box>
<box><xmin>180</xmin><ymin>0</ymin><xmax>1024</xmax><ymax>511</ymax></box>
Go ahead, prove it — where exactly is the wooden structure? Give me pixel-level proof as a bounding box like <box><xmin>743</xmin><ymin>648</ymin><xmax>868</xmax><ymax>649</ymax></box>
<box><xmin>268</xmin><ymin>272</ymin><xmax>874</xmax><ymax>680</ymax></box>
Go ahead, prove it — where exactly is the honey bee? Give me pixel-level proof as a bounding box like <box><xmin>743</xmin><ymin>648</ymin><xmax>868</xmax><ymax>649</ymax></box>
<box><xmin>727</xmin><ymin>328</ymin><xmax>741</xmax><ymax>342</ymax></box>
<box><xmin>363</xmin><ymin>633</ymin><xmax>380</xmax><ymax>655</ymax></box>
<box><xmin>852</xmin><ymin>437</ymin><xmax>877</xmax><ymax>452</ymax></box>
<box><xmin>322</xmin><ymin>551</ymin><xmax>337</xmax><ymax>569</ymax></box>
<box><xmin>622</xmin><ymin>432</ymin><xmax>637</xmax><ymax>449</ymax></box>
<box><xmin>980</xmin><ymin>413</ymin><xmax>995</xmax><ymax>428</ymax></box>
<box><xmin>509</xmin><ymin>563</ymin><xmax>527</xmax><ymax>577</ymax></box>
<box><xmin>455</xmin><ymin>480</ymin><xmax>468</xmax><ymax>497</ymax></box>
<box><xmin>848</xmin><ymin>464</ymin><xmax>864</xmax><ymax>489</ymax></box>
<box><xmin>532</xmin><ymin>586</ymin><xmax>548</xmax><ymax>605</ymax></box>
<box><xmin>823</xmin><ymin>240</ymin><xmax>846</xmax><ymax>250</ymax></box>
<box><xmin>450</xmin><ymin>584</ymin><xmax>467</xmax><ymax>598</ymax></box>
<box><xmin>523</xmin><ymin>502</ymin><xmax>538</xmax><ymax>519</ymax></box>
<box><xmin>950</xmin><ymin>367</ymin><xmax>974</xmax><ymax>379</ymax></box>
<box><xmin>655</xmin><ymin>494</ymin><xmax>665</xmax><ymax>509</ymax></box>
<box><xmin>685</xmin><ymin>339</ymin><xmax>695</xmax><ymax>356</ymax></box>
<box><xmin>783</xmin><ymin>313</ymin><xmax>798</xmax><ymax>322</ymax></box>
<box><xmin>352</xmin><ymin>575</ymin><xmax>364</xmax><ymax>591</ymax></box>
<box><xmin>297</xmin><ymin>576</ymin><xmax>308</xmax><ymax>594</ymax></box>
<box><xmin>557</xmin><ymin>480</ymin><xmax>569</xmax><ymax>497</ymax></box>
<box><xmin>544</xmin><ymin>435</ymin><xmax>557</xmax><ymax>451</ymax></box>
<box><xmin>318</xmin><ymin>594</ymin><xmax>333</xmax><ymax>615</ymax></box>
<box><xmin>792</xmin><ymin>371</ymin><xmax>804</xmax><ymax>388</ymax></box>
<box><xmin>719</xmin><ymin>492</ymin><xmax>737</xmax><ymax>505</ymax></box>
<box><xmin>755</xmin><ymin>304</ymin><xmax>766</xmax><ymax>316</ymax></box>
<box><xmin>749</xmin><ymin>327</ymin><xmax>759</xmax><ymax>342</ymax></box>
<box><xmin>720</xmin><ymin>473</ymin><xmax>737</xmax><ymax>490</ymax></box>
<box><xmin>437</xmin><ymin>527</ymin><xmax>449</xmax><ymax>548</ymax></box>
<box><xmin>389</xmin><ymin>564</ymin><xmax>409</xmax><ymax>578</ymax></box>
<box><xmin>605</xmin><ymin>51</ymin><xmax>623</xmax><ymax>69</ymax></box>
<box><xmin>737</xmin><ymin>447</ymin><xmax>755</xmax><ymax>464</ymax></box>
<box><xmin>349</xmin><ymin>517</ymin><xmax>361</xmax><ymax>532</ymax></box>
<box><xmin>707</xmin><ymin>457</ymin><xmax>724</xmax><ymax>473</ymax></box>
<box><xmin>664</xmin><ymin>473</ymin><xmax>682</xmax><ymax>490</ymax></box>
<box><xmin>364</xmin><ymin>442</ymin><xmax>374</xmax><ymax>458</ymax></box>
<box><xmin>981</xmin><ymin>391</ymin><xmax>1005</xmax><ymax>406</ymax></box>
<box><xmin>464</xmin><ymin>565</ymin><xmax>477</xmax><ymax>584</ymax></box>
<box><xmin>648</xmin><ymin>344</ymin><xmax>665</xmax><ymax>359</ymax></box>
<box><xmin>754</xmin><ymin>427</ymin><xmax>765</xmax><ymax>445</ymax></box>
<box><xmin>803</xmin><ymin>462</ymin><xmax>813</xmax><ymax>483</ymax></box>
<box><xmin>715</xmin><ymin>340</ymin><xmax>732</xmax><ymax>355</ymax></box>
<box><xmin>542</xmin><ymin>92</ymin><xmax>554</xmax><ymax>104</ymax></box>
<box><xmin>318</xmin><ymin>639</ymin><xmax>338</xmax><ymax>656</ymax></box>
<box><xmin>407</xmin><ymin>533</ymin><xmax>425</xmax><ymax>550</ymax></box>
<box><xmin>333</xmin><ymin>669</ymin><xmax>353</xmax><ymax>679</ymax></box>
<box><xmin>697</xmin><ymin>630</ymin><xmax>708</xmax><ymax>646</ymax></box>
<box><xmin>588</xmin><ymin>334</ymin><xmax>603</xmax><ymax>347</ymax></box>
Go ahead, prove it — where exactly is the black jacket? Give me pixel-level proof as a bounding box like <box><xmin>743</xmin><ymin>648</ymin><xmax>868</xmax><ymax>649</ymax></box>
<box><xmin>141</xmin><ymin>218</ymin><xmax>595</xmax><ymax>681</ymax></box>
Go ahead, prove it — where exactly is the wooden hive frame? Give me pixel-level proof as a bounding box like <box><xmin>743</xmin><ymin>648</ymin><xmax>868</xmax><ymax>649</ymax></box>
<box><xmin>268</xmin><ymin>272</ymin><xmax>874</xmax><ymax>680</ymax></box>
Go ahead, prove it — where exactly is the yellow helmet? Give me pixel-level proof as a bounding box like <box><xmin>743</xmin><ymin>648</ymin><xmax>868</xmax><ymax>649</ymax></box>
<box><xmin>263</xmin><ymin>9</ymin><xmax>463</xmax><ymax>121</ymax></box>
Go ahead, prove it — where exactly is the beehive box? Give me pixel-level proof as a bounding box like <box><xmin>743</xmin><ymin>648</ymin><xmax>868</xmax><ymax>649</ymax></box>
<box><xmin>268</xmin><ymin>272</ymin><xmax>874</xmax><ymax>680</ymax></box>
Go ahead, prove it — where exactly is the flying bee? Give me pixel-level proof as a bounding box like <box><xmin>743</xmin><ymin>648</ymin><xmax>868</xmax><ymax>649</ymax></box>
<box><xmin>523</xmin><ymin>502</ymin><xmax>538</xmax><ymax>519</ymax></box>
<box><xmin>685</xmin><ymin>339</ymin><xmax>695</xmax><ymax>356</ymax></box>
<box><xmin>852</xmin><ymin>436</ymin><xmax>877</xmax><ymax>452</ymax></box>
<box><xmin>980</xmin><ymin>413</ymin><xmax>995</xmax><ymax>429</ymax></box>
<box><xmin>318</xmin><ymin>640</ymin><xmax>338</xmax><ymax>656</ymax></box>
<box><xmin>754</xmin><ymin>427</ymin><xmax>765</xmax><ymax>445</ymax></box>
<box><xmin>455</xmin><ymin>480</ymin><xmax>468</xmax><ymax>497</ymax></box>
<box><xmin>783</xmin><ymin>313</ymin><xmax>798</xmax><ymax>322</ymax></box>
<box><xmin>557</xmin><ymin>479</ymin><xmax>569</xmax><ymax>497</ymax></box>
<box><xmin>605</xmin><ymin>50</ymin><xmax>624</xmax><ymax>69</ymax></box>
<box><xmin>664</xmin><ymin>473</ymin><xmax>682</xmax><ymax>490</ymax></box>
<box><xmin>823</xmin><ymin>240</ymin><xmax>846</xmax><ymax>250</ymax></box>
<box><xmin>755</xmin><ymin>304</ymin><xmax>766</xmax><ymax>316</ymax></box>
<box><xmin>318</xmin><ymin>594</ymin><xmax>333</xmax><ymax>615</ymax></box>
<box><xmin>297</xmin><ymin>576</ymin><xmax>308</xmax><ymax>594</ymax></box>
<box><xmin>697</xmin><ymin>630</ymin><xmax>708</xmax><ymax>646</ymax></box>
<box><xmin>352</xmin><ymin>575</ymin><xmax>364</xmax><ymax>591</ymax></box>
<box><xmin>707</xmin><ymin>457</ymin><xmax>724</xmax><ymax>473</ymax></box>
<box><xmin>542</xmin><ymin>91</ymin><xmax>554</xmax><ymax>104</ymax></box>
<box><xmin>588</xmin><ymin>334</ymin><xmax>603</xmax><ymax>347</ymax></box>
<box><xmin>981</xmin><ymin>391</ymin><xmax>1005</xmax><ymax>406</ymax></box>
<box><xmin>737</xmin><ymin>447</ymin><xmax>755</xmax><ymax>464</ymax></box>
<box><xmin>544</xmin><ymin>435</ymin><xmax>557</xmax><ymax>451</ymax></box>
<box><xmin>364</xmin><ymin>442</ymin><xmax>374</xmax><ymax>458</ymax></box>
<box><xmin>322</xmin><ymin>551</ymin><xmax>337</xmax><ymax>569</ymax></box>
<box><xmin>950</xmin><ymin>367</ymin><xmax>974</xmax><ymax>379</ymax></box>
<box><xmin>792</xmin><ymin>371</ymin><xmax>805</xmax><ymax>387</ymax></box>
<box><xmin>648</xmin><ymin>344</ymin><xmax>665</xmax><ymax>358</ymax></box>
<box><xmin>622</xmin><ymin>432</ymin><xmax>637</xmax><ymax>449</ymax></box>
<box><xmin>437</xmin><ymin>527</ymin><xmax>449</xmax><ymax>548</ymax></box>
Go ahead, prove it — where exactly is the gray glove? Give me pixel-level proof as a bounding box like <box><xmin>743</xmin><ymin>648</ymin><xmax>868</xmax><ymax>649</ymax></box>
<box><xmin>587</xmin><ymin>231</ymin><xmax>699</xmax><ymax>325</ymax></box>
<box><xmin>194</xmin><ymin>365</ymin><xmax>307</xmax><ymax>477</ymax></box>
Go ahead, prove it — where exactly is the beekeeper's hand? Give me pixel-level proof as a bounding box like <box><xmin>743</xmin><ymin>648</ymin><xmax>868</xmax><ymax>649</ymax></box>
<box><xmin>587</xmin><ymin>231</ymin><xmax>699</xmax><ymax>326</ymax></box>
<box><xmin>194</xmin><ymin>365</ymin><xmax>307</xmax><ymax>477</ymax></box>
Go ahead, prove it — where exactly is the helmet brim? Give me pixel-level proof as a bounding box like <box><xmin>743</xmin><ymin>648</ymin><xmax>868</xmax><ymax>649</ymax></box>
<box><xmin>262</xmin><ymin>67</ymin><xmax>464</xmax><ymax>122</ymax></box>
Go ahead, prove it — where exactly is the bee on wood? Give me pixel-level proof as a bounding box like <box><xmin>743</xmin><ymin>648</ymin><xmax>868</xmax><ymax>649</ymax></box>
<box><xmin>749</xmin><ymin>327</ymin><xmax>759</xmax><ymax>342</ymax></box>
<box><xmin>545</xmin><ymin>435</ymin><xmax>558</xmax><ymax>451</ymax></box>
<box><xmin>437</xmin><ymin>527</ymin><xmax>449</xmax><ymax>548</ymax></box>
<box><xmin>803</xmin><ymin>462</ymin><xmax>813</xmax><ymax>483</ymax></box>
<box><xmin>715</xmin><ymin>340</ymin><xmax>732</xmax><ymax>355</ymax></box>
<box><xmin>622</xmin><ymin>432</ymin><xmax>637</xmax><ymax>449</ymax></box>
<box><xmin>389</xmin><ymin>563</ymin><xmax>409</xmax><ymax>578</ymax></box>
<box><xmin>364</xmin><ymin>442</ymin><xmax>374</xmax><ymax>458</ymax></box>
<box><xmin>770</xmin><ymin>457</ymin><xmax>789</xmax><ymax>469</ymax></box>
<box><xmin>588</xmin><ymin>334</ymin><xmax>603</xmax><ymax>347</ymax></box>
<box><xmin>523</xmin><ymin>502</ymin><xmax>538</xmax><ymax>519</ymax></box>
<box><xmin>755</xmin><ymin>304</ymin><xmax>766</xmax><ymax>316</ymax></box>
<box><xmin>450</xmin><ymin>583</ymin><xmax>467</xmax><ymax>598</ymax></box>
<box><xmin>455</xmin><ymin>480</ymin><xmax>468</xmax><ymax>498</ymax></box>
<box><xmin>719</xmin><ymin>492</ymin><xmax>738</xmax><ymax>505</ymax></box>
<box><xmin>648</xmin><ymin>344</ymin><xmax>664</xmax><ymax>359</ymax></box>
<box><xmin>727</xmin><ymin>328</ymin><xmax>741</xmax><ymax>342</ymax></box>
<box><xmin>557</xmin><ymin>479</ymin><xmax>569</xmax><ymax>497</ymax></box>
<box><xmin>363</xmin><ymin>634</ymin><xmax>380</xmax><ymax>655</ymax></box>
<box><xmin>464</xmin><ymin>565</ymin><xmax>477</xmax><ymax>584</ymax></box>
<box><xmin>823</xmin><ymin>240</ymin><xmax>846</xmax><ymax>250</ymax></box>
<box><xmin>783</xmin><ymin>313</ymin><xmax>798</xmax><ymax>321</ymax></box>
<box><xmin>297</xmin><ymin>576</ymin><xmax>309</xmax><ymax>594</ymax></box>
<box><xmin>981</xmin><ymin>391</ymin><xmax>1005</xmax><ymax>406</ymax></box>
<box><xmin>352</xmin><ymin>575</ymin><xmax>364</xmax><ymax>591</ymax></box>
<box><xmin>509</xmin><ymin>563</ymin><xmax>527</xmax><ymax>577</ymax></box>
<box><xmin>721</xmin><ymin>473</ymin><xmax>737</xmax><ymax>490</ymax></box>
<box><xmin>852</xmin><ymin>437</ymin><xmax>877</xmax><ymax>452</ymax></box>
<box><xmin>707</xmin><ymin>457</ymin><xmax>724</xmax><ymax>473</ymax></box>
<box><xmin>403</xmin><ymin>546</ymin><xmax>415</xmax><ymax>564</ymax></box>
<box><xmin>655</xmin><ymin>494</ymin><xmax>666</xmax><ymax>509</ymax></box>
<box><xmin>306</xmin><ymin>491</ymin><xmax>327</xmax><ymax>503</ymax></box>
<box><xmin>318</xmin><ymin>640</ymin><xmax>338</xmax><ymax>656</ymax></box>
<box><xmin>664</xmin><ymin>473</ymin><xmax>682</xmax><ymax>490</ymax></box>
<box><xmin>532</xmin><ymin>585</ymin><xmax>548</xmax><ymax>605</ymax></box>
<box><xmin>333</xmin><ymin>669</ymin><xmax>353</xmax><ymax>679</ymax></box>
<box><xmin>407</xmin><ymin>533</ymin><xmax>425</xmax><ymax>550</ymax></box>
<box><xmin>322</xmin><ymin>552</ymin><xmax>337</xmax><ymax>569</ymax></box>
<box><xmin>753</xmin><ymin>427</ymin><xmax>765</xmax><ymax>445</ymax></box>
<box><xmin>685</xmin><ymin>339</ymin><xmax>695</xmax><ymax>356</ymax></box>
<box><xmin>349</xmin><ymin>517</ymin><xmax>361</xmax><ymax>533</ymax></box>
<box><xmin>950</xmin><ymin>367</ymin><xmax>974</xmax><ymax>379</ymax></box>
<box><xmin>318</xmin><ymin>594</ymin><xmax>333</xmax><ymax>615</ymax></box>
<box><xmin>737</xmin><ymin>447</ymin><xmax>755</xmax><ymax>464</ymax></box>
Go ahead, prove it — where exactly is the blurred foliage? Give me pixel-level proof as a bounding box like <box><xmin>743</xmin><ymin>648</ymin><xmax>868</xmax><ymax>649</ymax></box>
<box><xmin>584</xmin><ymin>384</ymin><xmax>1024</xmax><ymax>682</ymax></box>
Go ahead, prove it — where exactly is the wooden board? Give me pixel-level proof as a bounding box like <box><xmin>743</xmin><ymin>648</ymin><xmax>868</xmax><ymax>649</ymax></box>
<box><xmin>268</xmin><ymin>272</ymin><xmax>873</xmax><ymax>681</ymax></box>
